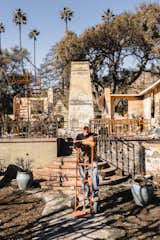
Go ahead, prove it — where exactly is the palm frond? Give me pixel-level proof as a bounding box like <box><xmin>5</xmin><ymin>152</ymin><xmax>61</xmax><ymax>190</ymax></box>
<box><xmin>101</xmin><ymin>8</ymin><xmax>115</xmax><ymax>23</ymax></box>
<box><xmin>60</xmin><ymin>7</ymin><xmax>73</xmax><ymax>20</ymax></box>
<box><xmin>28</xmin><ymin>29</ymin><xmax>40</xmax><ymax>40</ymax></box>
<box><xmin>13</xmin><ymin>8</ymin><xmax>27</xmax><ymax>25</ymax></box>
<box><xmin>0</xmin><ymin>23</ymin><xmax>5</xmax><ymax>33</ymax></box>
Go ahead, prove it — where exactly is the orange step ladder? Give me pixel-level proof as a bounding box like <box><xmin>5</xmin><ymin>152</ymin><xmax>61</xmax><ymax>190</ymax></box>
<box><xmin>72</xmin><ymin>144</ymin><xmax>99</xmax><ymax>217</ymax></box>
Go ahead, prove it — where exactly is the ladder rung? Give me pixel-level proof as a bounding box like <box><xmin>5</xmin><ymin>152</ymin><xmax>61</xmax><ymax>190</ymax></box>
<box><xmin>78</xmin><ymin>163</ymin><xmax>91</xmax><ymax>166</ymax></box>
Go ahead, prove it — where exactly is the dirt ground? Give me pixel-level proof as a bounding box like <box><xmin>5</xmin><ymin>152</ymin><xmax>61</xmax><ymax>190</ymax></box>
<box><xmin>99</xmin><ymin>184</ymin><xmax>160</xmax><ymax>240</ymax></box>
<box><xmin>0</xmin><ymin>187</ymin><xmax>44</xmax><ymax>240</ymax></box>
<box><xmin>0</xmin><ymin>183</ymin><xmax>160</xmax><ymax>240</ymax></box>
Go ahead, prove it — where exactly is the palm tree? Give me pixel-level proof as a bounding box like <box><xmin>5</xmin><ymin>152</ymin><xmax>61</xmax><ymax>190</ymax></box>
<box><xmin>60</xmin><ymin>7</ymin><xmax>73</xmax><ymax>33</ymax></box>
<box><xmin>102</xmin><ymin>9</ymin><xmax>115</xmax><ymax>23</ymax></box>
<box><xmin>28</xmin><ymin>29</ymin><xmax>40</xmax><ymax>82</ymax></box>
<box><xmin>13</xmin><ymin>8</ymin><xmax>27</xmax><ymax>50</ymax></box>
<box><xmin>0</xmin><ymin>23</ymin><xmax>5</xmax><ymax>53</ymax></box>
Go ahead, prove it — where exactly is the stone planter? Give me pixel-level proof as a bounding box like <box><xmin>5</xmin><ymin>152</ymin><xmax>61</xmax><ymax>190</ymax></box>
<box><xmin>131</xmin><ymin>183</ymin><xmax>153</xmax><ymax>207</ymax></box>
<box><xmin>16</xmin><ymin>171</ymin><xmax>33</xmax><ymax>190</ymax></box>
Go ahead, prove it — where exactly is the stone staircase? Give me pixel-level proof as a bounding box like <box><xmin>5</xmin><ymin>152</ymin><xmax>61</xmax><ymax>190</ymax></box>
<box><xmin>33</xmin><ymin>152</ymin><xmax>129</xmax><ymax>195</ymax></box>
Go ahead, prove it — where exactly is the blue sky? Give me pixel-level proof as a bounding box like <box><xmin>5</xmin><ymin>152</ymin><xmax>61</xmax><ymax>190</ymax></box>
<box><xmin>1</xmin><ymin>0</ymin><xmax>159</xmax><ymax>67</ymax></box>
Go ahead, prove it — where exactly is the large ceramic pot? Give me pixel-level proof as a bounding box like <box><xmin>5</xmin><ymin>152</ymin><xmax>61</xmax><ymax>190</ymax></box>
<box><xmin>16</xmin><ymin>171</ymin><xmax>33</xmax><ymax>190</ymax></box>
<box><xmin>131</xmin><ymin>183</ymin><xmax>153</xmax><ymax>207</ymax></box>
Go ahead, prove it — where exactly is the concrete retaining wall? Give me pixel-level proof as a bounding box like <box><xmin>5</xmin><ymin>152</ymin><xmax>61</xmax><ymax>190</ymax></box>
<box><xmin>0</xmin><ymin>138</ymin><xmax>57</xmax><ymax>169</ymax></box>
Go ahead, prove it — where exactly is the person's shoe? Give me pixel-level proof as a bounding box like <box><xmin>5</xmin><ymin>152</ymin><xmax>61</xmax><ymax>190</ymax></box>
<box><xmin>93</xmin><ymin>191</ymin><xmax>99</xmax><ymax>200</ymax></box>
<box><xmin>93</xmin><ymin>191</ymin><xmax>99</xmax><ymax>198</ymax></box>
<box><xmin>85</xmin><ymin>200</ymin><xmax>90</xmax><ymax>208</ymax></box>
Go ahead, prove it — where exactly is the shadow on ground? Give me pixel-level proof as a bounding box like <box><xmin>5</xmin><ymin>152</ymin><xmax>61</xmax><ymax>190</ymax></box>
<box><xmin>0</xmin><ymin>186</ymin><xmax>160</xmax><ymax>240</ymax></box>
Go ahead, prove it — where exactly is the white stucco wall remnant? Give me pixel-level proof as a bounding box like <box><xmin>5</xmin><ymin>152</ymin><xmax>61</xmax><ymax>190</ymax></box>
<box><xmin>68</xmin><ymin>61</ymin><xmax>94</xmax><ymax>129</ymax></box>
<box><xmin>144</xmin><ymin>143</ymin><xmax>160</xmax><ymax>175</ymax></box>
<box><xmin>143</xmin><ymin>94</ymin><xmax>152</xmax><ymax>119</ymax></box>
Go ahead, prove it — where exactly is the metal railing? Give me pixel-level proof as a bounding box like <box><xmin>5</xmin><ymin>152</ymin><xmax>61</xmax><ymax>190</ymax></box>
<box><xmin>96</xmin><ymin>136</ymin><xmax>145</xmax><ymax>176</ymax></box>
<box><xmin>90</xmin><ymin>118</ymin><xmax>151</xmax><ymax>176</ymax></box>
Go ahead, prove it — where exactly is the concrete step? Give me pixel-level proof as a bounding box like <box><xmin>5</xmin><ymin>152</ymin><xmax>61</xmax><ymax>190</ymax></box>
<box><xmin>33</xmin><ymin>165</ymin><xmax>114</xmax><ymax>180</ymax></box>
<box><xmin>33</xmin><ymin>167</ymin><xmax>76</xmax><ymax>175</ymax></box>
<box><xmin>34</xmin><ymin>172</ymin><xmax>86</xmax><ymax>182</ymax></box>
<box><xmin>33</xmin><ymin>170</ymin><xmax>78</xmax><ymax>179</ymax></box>
<box><xmin>45</xmin><ymin>162</ymin><xmax>77</xmax><ymax>169</ymax></box>
<box><xmin>33</xmin><ymin>165</ymin><xmax>115</xmax><ymax>182</ymax></box>
<box><xmin>97</xmin><ymin>162</ymin><xmax>109</xmax><ymax>169</ymax></box>
<box><xmin>40</xmin><ymin>179</ymin><xmax>82</xmax><ymax>188</ymax></box>
<box><xmin>41</xmin><ymin>160</ymin><xmax>107</xmax><ymax>170</ymax></box>
<box><xmin>33</xmin><ymin>169</ymin><xmax>81</xmax><ymax>181</ymax></box>
<box><xmin>100</xmin><ymin>167</ymin><xmax>116</xmax><ymax>177</ymax></box>
<box><xmin>57</xmin><ymin>156</ymin><xmax>76</xmax><ymax>160</ymax></box>
<box><xmin>99</xmin><ymin>175</ymin><xmax>129</xmax><ymax>186</ymax></box>
<box><xmin>38</xmin><ymin>174</ymin><xmax>125</xmax><ymax>189</ymax></box>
